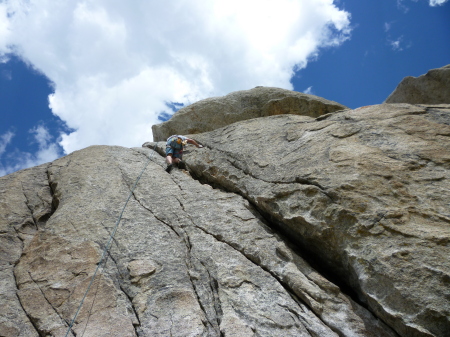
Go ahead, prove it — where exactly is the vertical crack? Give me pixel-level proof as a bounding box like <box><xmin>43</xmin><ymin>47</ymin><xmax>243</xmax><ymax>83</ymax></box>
<box><xmin>91</xmin><ymin>234</ymin><xmax>141</xmax><ymax>335</ymax></box>
<box><xmin>184</xmin><ymin>257</ymin><xmax>211</xmax><ymax>331</ymax></box>
<box><xmin>46</xmin><ymin>166</ymin><xmax>60</xmax><ymax>213</ymax></box>
<box><xmin>103</xmin><ymin>249</ymin><xmax>126</xmax><ymax>280</ymax></box>
<box><xmin>10</xmin><ymin>266</ymin><xmax>42</xmax><ymax>337</ymax></box>
<box><xmin>131</xmin><ymin>187</ymin><xmax>220</xmax><ymax>335</ymax></box>
<box><xmin>192</xmin><ymin>224</ymin><xmax>315</xmax><ymax>318</ymax></box>
<box><xmin>99</xmin><ymin>222</ymin><xmax>122</xmax><ymax>260</ymax></box>
<box><xmin>207</xmin><ymin>269</ymin><xmax>224</xmax><ymax>329</ymax></box>
<box><xmin>19</xmin><ymin>182</ymin><xmax>39</xmax><ymax>229</ymax></box>
<box><xmin>130</xmin><ymin>190</ymin><xmax>182</xmax><ymax>240</ymax></box>
<box><xmin>187</xmin><ymin>255</ymin><xmax>224</xmax><ymax>334</ymax></box>
<box><xmin>181</xmin><ymin>228</ymin><xmax>219</xmax><ymax>334</ymax></box>
<box><xmin>26</xmin><ymin>272</ymin><xmax>74</xmax><ymax>337</ymax></box>
<box><xmin>119</xmin><ymin>285</ymin><xmax>142</xmax><ymax>334</ymax></box>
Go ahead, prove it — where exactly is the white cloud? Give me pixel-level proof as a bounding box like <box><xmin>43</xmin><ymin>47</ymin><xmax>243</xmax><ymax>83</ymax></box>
<box><xmin>384</xmin><ymin>22</ymin><xmax>392</xmax><ymax>32</ymax></box>
<box><xmin>0</xmin><ymin>4</ymin><xmax>11</xmax><ymax>54</ymax></box>
<box><xmin>303</xmin><ymin>86</ymin><xmax>314</xmax><ymax>95</ymax></box>
<box><xmin>429</xmin><ymin>0</ymin><xmax>448</xmax><ymax>5</ymax></box>
<box><xmin>1</xmin><ymin>0</ymin><xmax>351</xmax><ymax>154</ymax></box>
<box><xmin>0</xmin><ymin>125</ymin><xmax>62</xmax><ymax>177</ymax></box>
<box><xmin>397</xmin><ymin>0</ymin><xmax>448</xmax><ymax>11</ymax></box>
<box><xmin>387</xmin><ymin>35</ymin><xmax>412</xmax><ymax>52</ymax></box>
<box><xmin>30</xmin><ymin>125</ymin><xmax>62</xmax><ymax>164</ymax></box>
<box><xmin>0</xmin><ymin>131</ymin><xmax>14</xmax><ymax>156</ymax></box>
<box><xmin>390</xmin><ymin>37</ymin><xmax>404</xmax><ymax>51</ymax></box>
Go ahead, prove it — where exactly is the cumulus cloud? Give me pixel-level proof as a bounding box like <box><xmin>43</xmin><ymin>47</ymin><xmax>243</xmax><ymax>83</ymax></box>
<box><xmin>1</xmin><ymin>0</ymin><xmax>352</xmax><ymax>154</ymax></box>
<box><xmin>0</xmin><ymin>126</ymin><xmax>62</xmax><ymax>177</ymax></box>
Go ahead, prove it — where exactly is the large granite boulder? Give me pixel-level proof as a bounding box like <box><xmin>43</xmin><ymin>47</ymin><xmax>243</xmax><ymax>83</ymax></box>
<box><xmin>152</xmin><ymin>87</ymin><xmax>348</xmax><ymax>141</ymax></box>
<box><xmin>2</xmin><ymin>102</ymin><xmax>449</xmax><ymax>337</ymax></box>
<box><xmin>385</xmin><ymin>64</ymin><xmax>450</xmax><ymax>104</ymax></box>
<box><xmin>1</xmin><ymin>146</ymin><xmax>396</xmax><ymax>337</ymax></box>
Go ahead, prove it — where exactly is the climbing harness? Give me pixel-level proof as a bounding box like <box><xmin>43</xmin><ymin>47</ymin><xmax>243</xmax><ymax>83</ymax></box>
<box><xmin>64</xmin><ymin>145</ymin><xmax>157</xmax><ymax>337</ymax></box>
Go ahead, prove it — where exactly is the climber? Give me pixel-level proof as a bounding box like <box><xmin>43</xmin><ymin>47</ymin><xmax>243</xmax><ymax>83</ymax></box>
<box><xmin>165</xmin><ymin>135</ymin><xmax>203</xmax><ymax>173</ymax></box>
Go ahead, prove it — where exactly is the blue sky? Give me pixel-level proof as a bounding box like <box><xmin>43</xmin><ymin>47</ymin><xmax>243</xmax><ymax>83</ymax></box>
<box><xmin>0</xmin><ymin>0</ymin><xmax>449</xmax><ymax>176</ymax></box>
<box><xmin>293</xmin><ymin>0</ymin><xmax>450</xmax><ymax>108</ymax></box>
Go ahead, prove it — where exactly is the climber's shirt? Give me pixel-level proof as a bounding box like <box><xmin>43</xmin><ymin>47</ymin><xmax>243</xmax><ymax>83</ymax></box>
<box><xmin>166</xmin><ymin>135</ymin><xmax>187</xmax><ymax>158</ymax></box>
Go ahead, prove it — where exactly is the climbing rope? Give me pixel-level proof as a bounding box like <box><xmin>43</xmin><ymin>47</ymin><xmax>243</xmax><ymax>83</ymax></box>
<box><xmin>64</xmin><ymin>145</ymin><xmax>158</xmax><ymax>337</ymax></box>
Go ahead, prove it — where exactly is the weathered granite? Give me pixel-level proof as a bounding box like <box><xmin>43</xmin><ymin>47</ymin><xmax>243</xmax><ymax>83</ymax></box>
<box><xmin>2</xmin><ymin>93</ymin><xmax>449</xmax><ymax>336</ymax></box>
<box><xmin>152</xmin><ymin>86</ymin><xmax>348</xmax><ymax>142</ymax></box>
<box><xmin>172</xmin><ymin>103</ymin><xmax>449</xmax><ymax>337</ymax></box>
<box><xmin>1</xmin><ymin>145</ymin><xmax>398</xmax><ymax>337</ymax></box>
<box><xmin>385</xmin><ymin>64</ymin><xmax>450</xmax><ymax>104</ymax></box>
<box><xmin>0</xmin><ymin>164</ymin><xmax>53</xmax><ymax>337</ymax></box>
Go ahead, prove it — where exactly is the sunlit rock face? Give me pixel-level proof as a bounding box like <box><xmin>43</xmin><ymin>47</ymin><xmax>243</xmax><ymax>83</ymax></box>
<box><xmin>385</xmin><ymin>64</ymin><xmax>450</xmax><ymax>104</ymax></box>
<box><xmin>177</xmin><ymin>103</ymin><xmax>450</xmax><ymax>337</ymax></box>
<box><xmin>1</xmin><ymin>79</ymin><xmax>449</xmax><ymax>337</ymax></box>
<box><xmin>152</xmin><ymin>86</ymin><xmax>348</xmax><ymax>142</ymax></box>
<box><xmin>1</xmin><ymin>144</ymin><xmax>399</xmax><ymax>337</ymax></box>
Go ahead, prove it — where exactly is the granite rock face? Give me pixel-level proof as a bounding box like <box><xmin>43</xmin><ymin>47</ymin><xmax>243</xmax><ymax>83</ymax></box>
<box><xmin>1</xmin><ymin>145</ymin><xmax>398</xmax><ymax>337</ymax></box>
<box><xmin>1</xmin><ymin>91</ymin><xmax>450</xmax><ymax>336</ymax></box>
<box><xmin>385</xmin><ymin>64</ymin><xmax>450</xmax><ymax>104</ymax></box>
<box><xmin>177</xmin><ymin>103</ymin><xmax>450</xmax><ymax>337</ymax></box>
<box><xmin>152</xmin><ymin>86</ymin><xmax>348</xmax><ymax>141</ymax></box>
<box><xmin>0</xmin><ymin>165</ymin><xmax>53</xmax><ymax>337</ymax></box>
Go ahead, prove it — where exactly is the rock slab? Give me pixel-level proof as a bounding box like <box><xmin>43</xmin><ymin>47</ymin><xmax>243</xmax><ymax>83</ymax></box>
<box><xmin>179</xmin><ymin>103</ymin><xmax>450</xmax><ymax>337</ymax></box>
<box><xmin>1</xmin><ymin>145</ymin><xmax>397</xmax><ymax>337</ymax></box>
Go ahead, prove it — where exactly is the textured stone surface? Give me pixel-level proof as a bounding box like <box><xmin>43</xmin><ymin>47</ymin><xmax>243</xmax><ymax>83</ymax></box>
<box><xmin>152</xmin><ymin>86</ymin><xmax>348</xmax><ymax>141</ymax></box>
<box><xmin>1</xmin><ymin>145</ymin><xmax>397</xmax><ymax>337</ymax></box>
<box><xmin>2</xmin><ymin>97</ymin><xmax>449</xmax><ymax>336</ymax></box>
<box><xmin>172</xmin><ymin>103</ymin><xmax>450</xmax><ymax>337</ymax></box>
<box><xmin>0</xmin><ymin>164</ymin><xmax>53</xmax><ymax>337</ymax></box>
<box><xmin>385</xmin><ymin>64</ymin><xmax>450</xmax><ymax>104</ymax></box>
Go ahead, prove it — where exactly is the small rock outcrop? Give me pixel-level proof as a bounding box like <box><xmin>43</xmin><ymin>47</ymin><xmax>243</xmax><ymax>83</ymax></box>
<box><xmin>385</xmin><ymin>64</ymin><xmax>450</xmax><ymax>104</ymax></box>
<box><xmin>152</xmin><ymin>87</ymin><xmax>348</xmax><ymax>141</ymax></box>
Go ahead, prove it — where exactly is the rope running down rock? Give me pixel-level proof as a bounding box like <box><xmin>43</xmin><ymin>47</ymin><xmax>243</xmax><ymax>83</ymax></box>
<box><xmin>64</xmin><ymin>146</ymin><xmax>157</xmax><ymax>337</ymax></box>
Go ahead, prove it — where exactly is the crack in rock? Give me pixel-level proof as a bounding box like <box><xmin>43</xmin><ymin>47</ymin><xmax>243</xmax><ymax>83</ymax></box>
<box><xmin>27</xmin><ymin>272</ymin><xmax>73</xmax><ymax>336</ymax></box>
<box><xmin>11</xmin><ymin>269</ymin><xmax>43</xmax><ymax>337</ymax></box>
<box><xmin>191</xmin><ymin>223</ymin><xmax>316</xmax><ymax>322</ymax></box>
